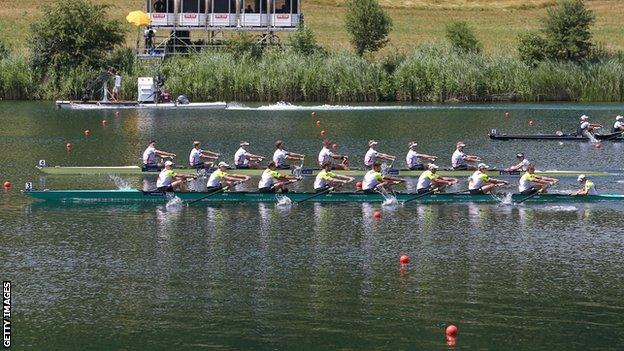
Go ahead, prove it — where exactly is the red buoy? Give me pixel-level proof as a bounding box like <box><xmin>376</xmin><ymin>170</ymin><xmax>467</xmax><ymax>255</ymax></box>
<box><xmin>399</xmin><ymin>255</ymin><xmax>409</xmax><ymax>265</ymax></box>
<box><xmin>320</xmin><ymin>130</ymin><xmax>326</xmax><ymax>137</ymax></box>
<box><xmin>311</xmin><ymin>111</ymin><xmax>317</xmax><ymax>116</ymax></box>
<box><xmin>528</xmin><ymin>119</ymin><xmax>534</xmax><ymax>126</ymax></box>
<box><xmin>446</xmin><ymin>324</ymin><xmax>458</xmax><ymax>337</ymax></box>
<box><xmin>3</xmin><ymin>181</ymin><xmax>11</xmax><ymax>189</ymax></box>
<box><xmin>446</xmin><ymin>336</ymin><xmax>457</xmax><ymax>347</ymax></box>
<box><xmin>373</xmin><ymin>210</ymin><xmax>382</xmax><ymax>220</ymax></box>
<box><xmin>101</xmin><ymin>119</ymin><xmax>107</xmax><ymax>126</ymax></box>
<box><xmin>66</xmin><ymin>142</ymin><xmax>73</xmax><ymax>151</ymax></box>
<box><xmin>355</xmin><ymin>181</ymin><xmax>363</xmax><ymax>190</ymax></box>
<box><xmin>332</xmin><ymin>143</ymin><xmax>338</xmax><ymax>150</ymax></box>
<box><xmin>115</xmin><ymin>111</ymin><xmax>120</xmax><ymax>116</ymax></box>
<box><xmin>84</xmin><ymin>129</ymin><xmax>90</xmax><ymax>137</ymax></box>
<box><xmin>595</xmin><ymin>143</ymin><xmax>602</xmax><ymax>149</ymax></box>
<box><xmin>315</xmin><ymin>120</ymin><xmax>321</xmax><ymax>126</ymax></box>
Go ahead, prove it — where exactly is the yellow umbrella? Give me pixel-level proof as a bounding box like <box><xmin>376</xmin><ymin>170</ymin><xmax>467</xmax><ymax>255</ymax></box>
<box><xmin>126</xmin><ymin>10</ymin><xmax>150</xmax><ymax>26</ymax></box>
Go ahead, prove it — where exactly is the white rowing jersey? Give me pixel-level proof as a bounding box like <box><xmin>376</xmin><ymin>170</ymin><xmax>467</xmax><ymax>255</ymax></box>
<box><xmin>258</xmin><ymin>169</ymin><xmax>280</xmax><ymax>188</ymax></box>
<box><xmin>318</xmin><ymin>147</ymin><xmax>332</xmax><ymax>166</ymax></box>
<box><xmin>234</xmin><ymin>147</ymin><xmax>248</xmax><ymax>166</ymax></box>
<box><xmin>273</xmin><ymin>149</ymin><xmax>288</xmax><ymax>167</ymax></box>
<box><xmin>207</xmin><ymin>169</ymin><xmax>227</xmax><ymax>187</ymax></box>
<box><xmin>580</xmin><ymin>121</ymin><xmax>589</xmax><ymax>130</ymax></box>
<box><xmin>451</xmin><ymin>150</ymin><xmax>465</xmax><ymax>168</ymax></box>
<box><xmin>417</xmin><ymin>170</ymin><xmax>439</xmax><ymax>190</ymax></box>
<box><xmin>517</xmin><ymin>158</ymin><xmax>531</xmax><ymax>171</ymax></box>
<box><xmin>143</xmin><ymin>146</ymin><xmax>156</xmax><ymax>165</ymax></box>
<box><xmin>156</xmin><ymin>169</ymin><xmax>175</xmax><ymax>188</ymax></box>
<box><xmin>364</xmin><ymin>148</ymin><xmax>378</xmax><ymax>166</ymax></box>
<box><xmin>189</xmin><ymin>148</ymin><xmax>202</xmax><ymax>166</ymax></box>
<box><xmin>362</xmin><ymin>170</ymin><xmax>383</xmax><ymax>190</ymax></box>
<box><xmin>614</xmin><ymin>121</ymin><xmax>624</xmax><ymax>131</ymax></box>
<box><xmin>405</xmin><ymin>149</ymin><xmax>422</xmax><ymax>168</ymax></box>
<box><xmin>314</xmin><ymin>170</ymin><xmax>337</xmax><ymax>189</ymax></box>
<box><xmin>469</xmin><ymin>171</ymin><xmax>490</xmax><ymax>190</ymax></box>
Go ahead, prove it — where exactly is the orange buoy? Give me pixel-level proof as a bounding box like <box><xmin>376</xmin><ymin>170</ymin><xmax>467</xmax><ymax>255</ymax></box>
<box><xmin>332</xmin><ymin>143</ymin><xmax>338</xmax><ymax>150</ymax></box>
<box><xmin>84</xmin><ymin>129</ymin><xmax>90</xmax><ymax>137</ymax></box>
<box><xmin>65</xmin><ymin>142</ymin><xmax>73</xmax><ymax>151</ymax></box>
<box><xmin>399</xmin><ymin>255</ymin><xmax>409</xmax><ymax>265</ymax></box>
<box><xmin>505</xmin><ymin>112</ymin><xmax>510</xmax><ymax>118</ymax></box>
<box><xmin>311</xmin><ymin>111</ymin><xmax>317</xmax><ymax>116</ymax></box>
<box><xmin>595</xmin><ymin>143</ymin><xmax>602</xmax><ymax>149</ymax></box>
<box><xmin>373</xmin><ymin>210</ymin><xmax>382</xmax><ymax>220</ymax></box>
<box><xmin>315</xmin><ymin>120</ymin><xmax>321</xmax><ymax>126</ymax></box>
<box><xmin>446</xmin><ymin>324</ymin><xmax>458</xmax><ymax>337</ymax></box>
<box><xmin>3</xmin><ymin>181</ymin><xmax>11</xmax><ymax>189</ymax></box>
<box><xmin>446</xmin><ymin>336</ymin><xmax>457</xmax><ymax>347</ymax></box>
<box><xmin>320</xmin><ymin>130</ymin><xmax>326</xmax><ymax>137</ymax></box>
<box><xmin>101</xmin><ymin>119</ymin><xmax>107</xmax><ymax>126</ymax></box>
<box><xmin>355</xmin><ymin>181</ymin><xmax>363</xmax><ymax>190</ymax></box>
<box><xmin>528</xmin><ymin>119</ymin><xmax>534</xmax><ymax>126</ymax></box>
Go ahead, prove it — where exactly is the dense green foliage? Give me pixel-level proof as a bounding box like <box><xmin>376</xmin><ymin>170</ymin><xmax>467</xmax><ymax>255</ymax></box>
<box><xmin>289</xmin><ymin>24</ymin><xmax>323</xmax><ymax>56</ymax></box>
<box><xmin>518</xmin><ymin>0</ymin><xmax>595</xmax><ymax>64</ymax></box>
<box><xmin>344</xmin><ymin>0</ymin><xmax>392</xmax><ymax>56</ymax></box>
<box><xmin>28</xmin><ymin>0</ymin><xmax>125</xmax><ymax>77</ymax></box>
<box><xmin>445</xmin><ymin>21</ymin><xmax>482</xmax><ymax>54</ymax></box>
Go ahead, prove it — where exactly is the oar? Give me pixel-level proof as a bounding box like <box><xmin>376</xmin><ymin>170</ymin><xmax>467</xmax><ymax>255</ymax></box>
<box><xmin>295</xmin><ymin>186</ymin><xmax>334</xmax><ymax>204</ymax></box>
<box><xmin>186</xmin><ymin>183</ymin><xmax>237</xmax><ymax>206</ymax></box>
<box><xmin>402</xmin><ymin>188</ymin><xmax>438</xmax><ymax>204</ymax></box>
<box><xmin>515</xmin><ymin>188</ymin><xmax>545</xmax><ymax>204</ymax></box>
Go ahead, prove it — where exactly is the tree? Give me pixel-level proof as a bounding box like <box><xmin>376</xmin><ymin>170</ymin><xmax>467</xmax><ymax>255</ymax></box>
<box><xmin>345</xmin><ymin>0</ymin><xmax>392</xmax><ymax>56</ymax></box>
<box><xmin>445</xmin><ymin>21</ymin><xmax>482</xmax><ymax>54</ymax></box>
<box><xmin>29</xmin><ymin>0</ymin><xmax>125</xmax><ymax>77</ymax></box>
<box><xmin>517</xmin><ymin>0</ymin><xmax>595</xmax><ymax>64</ymax></box>
<box><xmin>289</xmin><ymin>24</ymin><xmax>323</xmax><ymax>56</ymax></box>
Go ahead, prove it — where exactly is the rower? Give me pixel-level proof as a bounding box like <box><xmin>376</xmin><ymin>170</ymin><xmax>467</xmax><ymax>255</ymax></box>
<box><xmin>571</xmin><ymin>174</ymin><xmax>598</xmax><ymax>196</ymax></box>
<box><xmin>206</xmin><ymin>161</ymin><xmax>251</xmax><ymax>192</ymax></box>
<box><xmin>576</xmin><ymin>115</ymin><xmax>602</xmax><ymax>142</ymax></box>
<box><xmin>416</xmin><ymin>164</ymin><xmax>457</xmax><ymax>194</ymax></box>
<box><xmin>364</xmin><ymin>140</ymin><xmax>396</xmax><ymax>169</ymax></box>
<box><xmin>361</xmin><ymin>163</ymin><xmax>404</xmax><ymax>193</ymax></box>
<box><xmin>273</xmin><ymin>140</ymin><xmax>305</xmax><ymax>169</ymax></box>
<box><xmin>451</xmin><ymin>141</ymin><xmax>482</xmax><ymax>170</ymax></box>
<box><xmin>505</xmin><ymin>153</ymin><xmax>531</xmax><ymax>172</ymax></box>
<box><xmin>156</xmin><ymin>160</ymin><xmax>195</xmax><ymax>192</ymax></box>
<box><xmin>613</xmin><ymin>115</ymin><xmax>624</xmax><ymax>133</ymax></box>
<box><xmin>234</xmin><ymin>141</ymin><xmax>265</xmax><ymax>169</ymax></box>
<box><xmin>189</xmin><ymin>141</ymin><xmax>220</xmax><ymax>169</ymax></box>
<box><xmin>258</xmin><ymin>161</ymin><xmax>300</xmax><ymax>193</ymax></box>
<box><xmin>518</xmin><ymin>164</ymin><xmax>558</xmax><ymax>195</ymax></box>
<box><xmin>142</xmin><ymin>140</ymin><xmax>176</xmax><ymax>170</ymax></box>
<box><xmin>468</xmin><ymin>163</ymin><xmax>509</xmax><ymax>194</ymax></box>
<box><xmin>405</xmin><ymin>141</ymin><xmax>436</xmax><ymax>170</ymax></box>
<box><xmin>318</xmin><ymin>139</ymin><xmax>349</xmax><ymax>170</ymax></box>
<box><xmin>313</xmin><ymin>162</ymin><xmax>355</xmax><ymax>192</ymax></box>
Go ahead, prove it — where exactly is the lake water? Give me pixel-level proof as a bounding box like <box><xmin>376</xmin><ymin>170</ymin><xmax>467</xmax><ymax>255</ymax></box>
<box><xmin>1</xmin><ymin>101</ymin><xmax>624</xmax><ymax>349</ymax></box>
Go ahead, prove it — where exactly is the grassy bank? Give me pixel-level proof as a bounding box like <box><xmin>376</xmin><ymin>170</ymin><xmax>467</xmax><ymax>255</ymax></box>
<box><xmin>2</xmin><ymin>47</ymin><xmax>624</xmax><ymax>102</ymax></box>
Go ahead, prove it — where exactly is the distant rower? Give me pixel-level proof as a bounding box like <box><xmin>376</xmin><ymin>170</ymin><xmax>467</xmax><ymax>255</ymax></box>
<box><xmin>505</xmin><ymin>153</ymin><xmax>531</xmax><ymax>172</ymax></box>
<box><xmin>206</xmin><ymin>161</ymin><xmax>251</xmax><ymax>192</ymax></box>
<box><xmin>156</xmin><ymin>160</ymin><xmax>195</xmax><ymax>192</ymax></box>
<box><xmin>416</xmin><ymin>164</ymin><xmax>457</xmax><ymax>194</ymax></box>
<box><xmin>234</xmin><ymin>141</ymin><xmax>265</xmax><ymax>169</ymax></box>
<box><xmin>576</xmin><ymin>115</ymin><xmax>602</xmax><ymax>142</ymax></box>
<box><xmin>451</xmin><ymin>141</ymin><xmax>482</xmax><ymax>170</ymax></box>
<box><xmin>613</xmin><ymin>115</ymin><xmax>624</xmax><ymax>133</ymax></box>
<box><xmin>258</xmin><ymin>161</ymin><xmax>300</xmax><ymax>193</ymax></box>
<box><xmin>318</xmin><ymin>139</ymin><xmax>349</xmax><ymax>170</ymax></box>
<box><xmin>361</xmin><ymin>163</ymin><xmax>404</xmax><ymax>193</ymax></box>
<box><xmin>405</xmin><ymin>141</ymin><xmax>436</xmax><ymax>170</ymax></box>
<box><xmin>189</xmin><ymin>141</ymin><xmax>220</xmax><ymax>169</ymax></box>
<box><xmin>518</xmin><ymin>164</ymin><xmax>558</xmax><ymax>195</ymax></box>
<box><xmin>273</xmin><ymin>140</ymin><xmax>305</xmax><ymax>169</ymax></box>
<box><xmin>142</xmin><ymin>140</ymin><xmax>176</xmax><ymax>170</ymax></box>
<box><xmin>313</xmin><ymin>162</ymin><xmax>355</xmax><ymax>192</ymax></box>
<box><xmin>468</xmin><ymin>163</ymin><xmax>509</xmax><ymax>194</ymax></box>
<box><xmin>571</xmin><ymin>174</ymin><xmax>598</xmax><ymax>196</ymax></box>
<box><xmin>364</xmin><ymin>140</ymin><xmax>396</xmax><ymax>169</ymax></box>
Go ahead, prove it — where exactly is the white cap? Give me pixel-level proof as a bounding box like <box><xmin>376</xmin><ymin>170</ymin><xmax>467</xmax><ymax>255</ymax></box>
<box><xmin>616</xmin><ymin>115</ymin><xmax>623</xmax><ymax>120</ymax></box>
<box><xmin>580</xmin><ymin>115</ymin><xmax>589</xmax><ymax>120</ymax></box>
<box><xmin>456</xmin><ymin>141</ymin><xmax>466</xmax><ymax>147</ymax></box>
<box><xmin>164</xmin><ymin>160</ymin><xmax>174</xmax><ymax>166</ymax></box>
<box><xmin>368</xmin><ymin>140</ymin><xmax>378</xmax><ymax>147</ymax></box>
<box><xmin>240</xmin><ymin>141</ymin><xmax>250</xmax><ymax>146</ymax></box>
<box><xmin>516</xmin><ymin>153</ymin><xmax>524</xmax><ymax>158</ymax></box>
<box><xmin>408</xmin><ymin>141</ymin><xmax>417</xmax><ymax>148</ymax></box>
<box><xmin>478</xmin><ymin>163</ymin><xmax>489</xmax><ymax>169</ymax></box>
<box><xmin>577</xmin><ymin>174</ymin><xmax>586</xmax><ymax>182</ymax></box>
<box><xmin>428</xmin><ymin>163</ymin><xmax>439</xmax><ymax>170</ymax></box>
<box><xmin>218</xmin><ymin>161</ymin><xmax>229</xmax><ymax>168</ymax></box>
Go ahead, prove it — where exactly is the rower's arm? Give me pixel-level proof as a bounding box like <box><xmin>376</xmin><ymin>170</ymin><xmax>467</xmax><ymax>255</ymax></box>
<box><xmin>156</xmin><ymin>150</ymin><xmax>176</xmax><ymax>158</ymax></box>
<box><xmin>202</xmin><ymin>150</ymin><xmax>220</xmax><ymax>157</ymax></box>
<box><xmin>226</xmin><ymin>175</ymin><xmax>250</xmax><ymax>182</ymax></box>
<box><xmin>383</xmin><ymin>176</ymin><xmax>405</xmax><ymax>183</ymax></box>
<box><xmin>418</xmin><ymin>154</ymin><xmax>437</xmax><ymax>161</ymax></box>
<box><xmin>331</xmin><ymin>153</ymin><xmax>347</xmax><ymax>160</ymax></box>
<box><xmin>378</xmin><ymin>153</ymin><xmax>396</xmax><ymax>160</ymax></box>
<box><xmin>335</xmin><ymin>175</ymin><xmax>355</xmax><ymax>182</ymax></box>
<box><xmin>287</xmin><ymin>151</ymin><xmax>305</xmax><ymax>158</ymax></box>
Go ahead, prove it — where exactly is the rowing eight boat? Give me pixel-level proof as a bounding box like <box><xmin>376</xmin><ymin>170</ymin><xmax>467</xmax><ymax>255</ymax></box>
<box><xmin>35</xmin><ymin>165</ymin><xmax>615</xmax><ymax>178</ymax></box>
<box><xmin>489</xmin><ymin>131</ymin><xmax>624</xmax><ymax>141</ymax></box>
<box><xmin>22</xmin><ymin>189</ymin><xmax>624</xmax><ymax>204</ymax></box>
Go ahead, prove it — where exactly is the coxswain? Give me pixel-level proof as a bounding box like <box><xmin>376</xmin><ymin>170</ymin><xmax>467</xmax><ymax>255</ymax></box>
<box><xmin>361</xmin><ymin>163</ymin><xmax>404</xmax><ymax>193</ymax></box>
<box><xmin>273</xmin><ymin>140</ymin><xmax>305</xmax><ymax>169</ymax></box>
<box><xmin>234</xmin><ymin>141</ymin><xmax>265</xmax><ymax>169</ymax></box>
<box><xmin>189</xmin><ymin>141</ymin><xmax>220</xmax><ymax>169</ymax></box>
<box><xmin>142</xmin><ymin>140</ymin><xmax>176</xmax><ymax>170</ymax></box>
<box><xmin>570</xmin><ymin>175</ymin><xmax>598</xmax><ymax>196</ymax></box>
<box><xmin>416</xmin><ymin>164</ymin><xmax>457</xmax><ymax>194</ymax></box>
<box><xmin>405</xmin><ymin>141</ymin><xmax>436</xmax><ymax>170</ymax></box>
<box><xmin>505</xmin><ymin>153</ymin><xmax>531</xmax><ymax>172</ymax></box>
<box><xmin>364</xmin><ymin>140</ymin><xmax>396</xmax><ymax>169</ymax></box>
<box><xmin>468</xmin><ymin>163</ymin><xmax>509</xmax><ymax>194</ymax></box>
<box><xmin>205</xmin><ymin>161</ymin><xmax>250</xmax><ymax>192</ymax></box>
<box><xmin>451</xmin><ymin>142</ymin><xmax>482</xmax><ymax>170</ymax></box>
<box><xmin>576</xmin><ymin>115</ymin><xmax>602</xmax><ymax>142</ymax></box>
<box><xmin>156</xmin><ymin>160</ymin><xmax>195</xmax><ymax>192</ymax></box>
<box><xmin>518</xmin><ymin>164</ymin><xmax>558</xmax><ymax>195</ymax></box>
<box><xmin>313</xmin><ymin>162</ymin><xmax>355</xmax><ymax>192</ymax></box>
<box><xmin>318</xmin><ymin>139</ymin><xmax>349</xmax><ymax>170</ymax></box>
<box><xmin>258</xmin><ymin>162</ymin><xmax>300</xmax><ymax>193</ymax></box>
<box><xmin>613</xmin><ymin>115</ymin><xmax>624</xmax><ymax>133</ymax></box>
